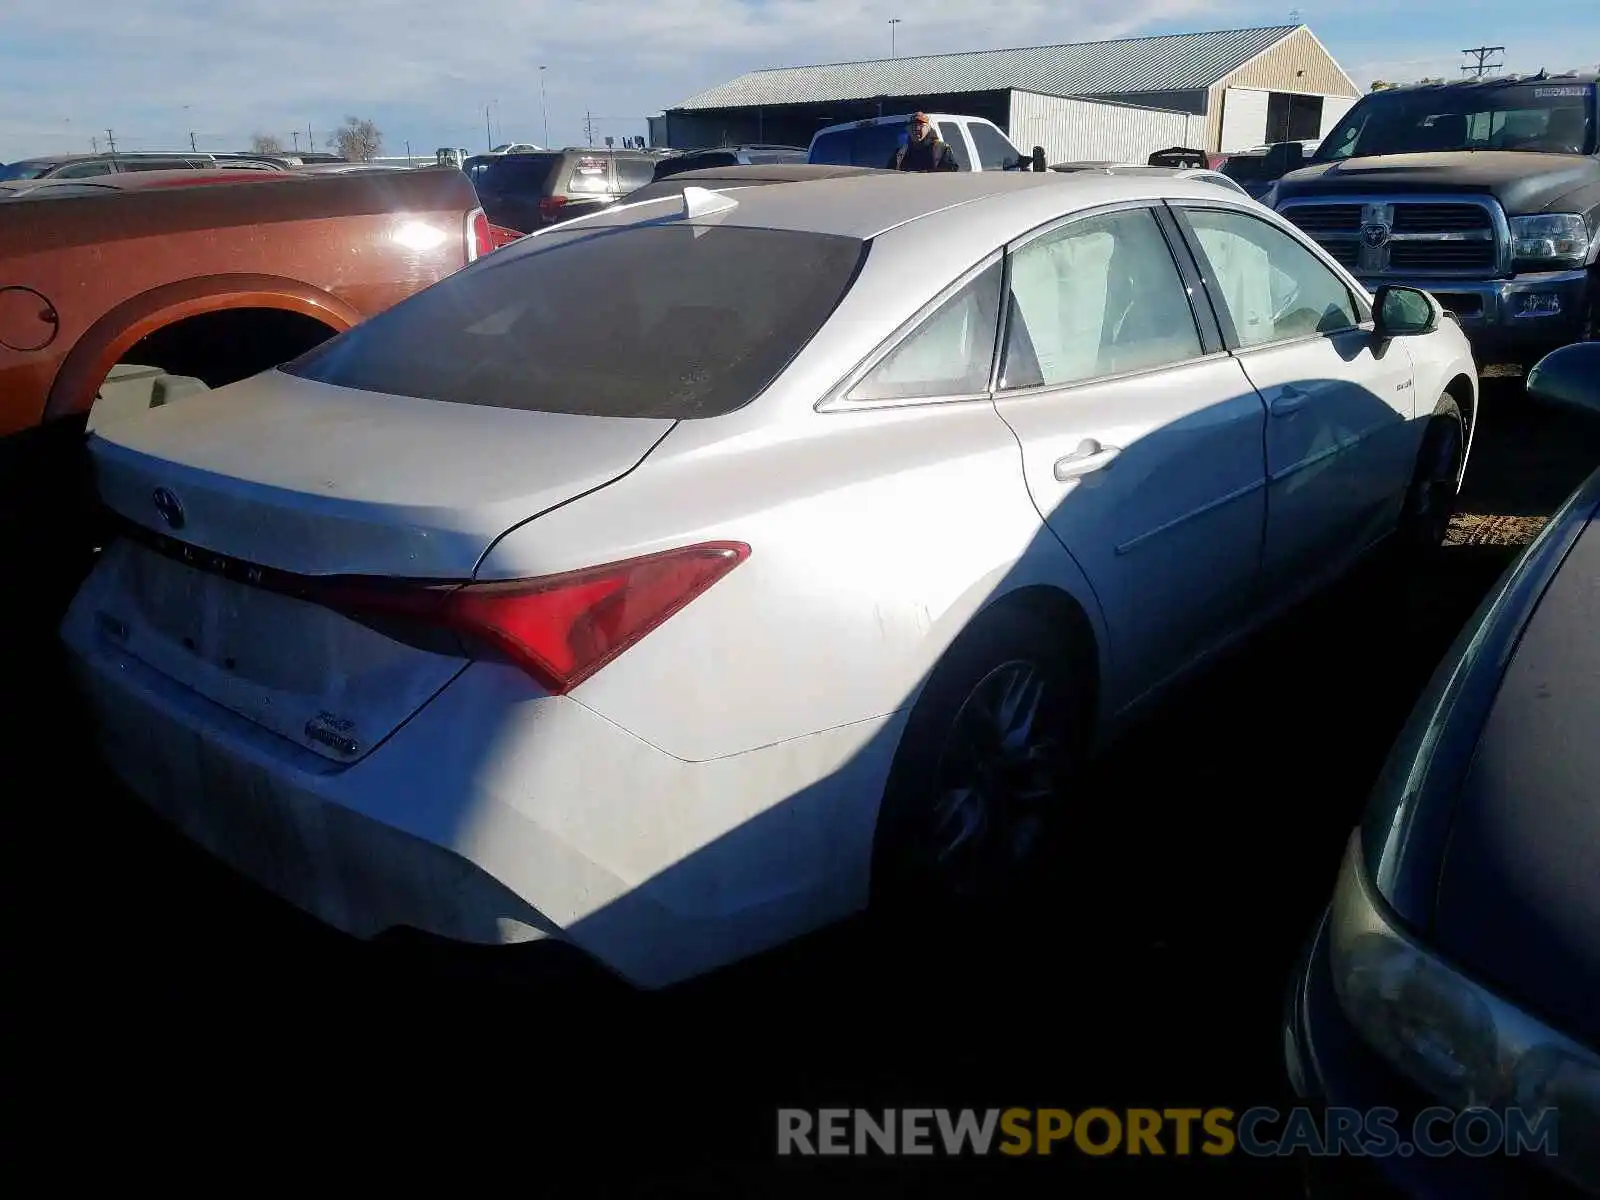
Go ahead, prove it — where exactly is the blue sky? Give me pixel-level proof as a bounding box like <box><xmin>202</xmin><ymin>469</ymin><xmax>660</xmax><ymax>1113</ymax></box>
<box><xmin>1</xmin><ymin>0</ymin><xmax>1595</xmax><ymax>162</ymax></box>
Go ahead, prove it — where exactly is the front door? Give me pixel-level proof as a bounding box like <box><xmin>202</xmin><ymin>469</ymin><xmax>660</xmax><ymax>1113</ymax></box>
<box><xmin>991</xmin><ymin>203</ymin><xmax>1269</xmax><ymax>709</ymax></box>
<box><xmin>1171</xmin><ymin>202</ymin><xmax>1419</xmax><ymax>603</ymax></box>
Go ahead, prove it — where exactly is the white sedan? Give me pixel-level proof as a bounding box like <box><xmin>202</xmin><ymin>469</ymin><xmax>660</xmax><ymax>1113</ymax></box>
<box><xmin>62</xmin><ymin>172</ymin><xmax>1478</xmax><ymax>988</ymax></box>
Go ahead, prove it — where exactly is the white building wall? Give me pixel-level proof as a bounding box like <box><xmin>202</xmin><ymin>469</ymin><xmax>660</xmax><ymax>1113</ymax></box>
<box><xmin>1218</xmin><ymin>87</ymin><xmax>1272</xmax><ymax>151</ymax></box>
<box><xmin>1318</xmin><ymin>94</ymin><xmax>1359</xmax><ymax>138</ymax></box>
<box><xmin>1009</xmin><ymin>91</ymin><xmax>1208</xmax><ymax>165</ymax></box>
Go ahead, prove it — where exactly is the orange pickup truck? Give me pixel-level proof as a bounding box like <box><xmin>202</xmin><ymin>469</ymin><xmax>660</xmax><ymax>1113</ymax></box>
<box><xmin>0</xmin><ymin>166</ymin><xmax>496</xmax><ymax>621</ymax></box>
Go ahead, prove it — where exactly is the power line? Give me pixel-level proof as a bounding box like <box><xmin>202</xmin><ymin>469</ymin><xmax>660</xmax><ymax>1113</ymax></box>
<box><xmin>1461</xmin><ymin>45</ymin><xmax>1505</xmax><ymax>77</ymax></box>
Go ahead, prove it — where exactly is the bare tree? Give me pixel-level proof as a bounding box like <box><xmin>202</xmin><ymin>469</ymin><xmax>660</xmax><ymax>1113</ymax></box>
<box><xmin>249</xmin><ymin>133</ymin><xmax>287</xmax><ymax>154</ymax></box>
<box><xmin>329</xmin><ymin>116</ymin><xmax>383</xmax><ymax>161</ymax></box>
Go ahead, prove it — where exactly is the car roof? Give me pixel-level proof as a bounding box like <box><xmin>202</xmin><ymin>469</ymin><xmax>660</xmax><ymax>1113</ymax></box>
<box><xmin>553</xmin><ymin>169</ymin><xmax>1256</xmax><ymax>243</ymax></box>
<box><xmin>7</xmin><ymin>169</ymin><xmax>302</xmax><ymax>194</ymax></box>
<box><xmin>1377</xmin><ymin>71</ymin><xmax>1598</xmax><ymax>95</ymax></box>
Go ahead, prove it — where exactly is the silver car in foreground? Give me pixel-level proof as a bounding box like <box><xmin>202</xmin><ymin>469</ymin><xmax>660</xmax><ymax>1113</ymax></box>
<box><xmin>65</xmin><ymin>172</ymin><xmax>1477</xmax><ymax>988</ymax></box>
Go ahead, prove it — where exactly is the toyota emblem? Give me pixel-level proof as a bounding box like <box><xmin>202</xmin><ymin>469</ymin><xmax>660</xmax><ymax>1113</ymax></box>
<box><xmin>1360</xmin><ymin>221</ymin><xmax>1391</xmax><ymax>250</ymax></box>
<box><xmin>152</xmin><ymin>487</ymin><xmax>185</xmax><ymax>530</ymax></box>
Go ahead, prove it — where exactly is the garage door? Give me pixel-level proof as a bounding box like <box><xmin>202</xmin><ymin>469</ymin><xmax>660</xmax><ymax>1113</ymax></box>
<box><xmin>1220</xmin><ymin>88</ymin><xmax>1270</xmax><ymax>152</ymax></box>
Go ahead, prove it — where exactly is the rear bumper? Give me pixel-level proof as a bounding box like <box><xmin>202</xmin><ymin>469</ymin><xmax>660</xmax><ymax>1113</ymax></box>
<box><xmin>1362</xmin><ymin>269</ymin><xmax>1591</xmax><ymax>360</ymax></box>
<box><xmin>63</xmin><ymin>621</ymin><xmax>899</xmax><ymax>989</ymax></box>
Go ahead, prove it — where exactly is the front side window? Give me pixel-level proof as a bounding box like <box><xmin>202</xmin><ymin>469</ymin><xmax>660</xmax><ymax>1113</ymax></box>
<box><xmin>281</xmin><ymin>223</ymin><xmax>868</xmax><ymax>420</ymax></box>
<box><xmin>968</xmin><ymin>122</ymin><xmax>1020</xmax><ymax>170</ymax></box>
<box><xmin>848</xmin><ymin>261</ymin><xmax>1002</xmax><ymax>401</ymax></box>
<box><xmin>1000</xmin><ymin>208</ymin><xmax>1202</xmax><ymax>389</ymax></box>
<box><xmin>50</xmin><ymin>160</ymin><xmax>115</xmax><ymax>179</ymax></box>
<box><xmin>1182</xmin><ymin>207</ymin><xmax>1359</xmax><ymax>347</ymax></box>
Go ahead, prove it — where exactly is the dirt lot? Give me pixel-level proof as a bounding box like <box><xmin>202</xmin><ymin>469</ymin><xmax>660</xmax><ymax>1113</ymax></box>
<box><xmin>10</xmin><ymin>381</ymin><xmax>1599</xmax><ymax>1191</ymax></box>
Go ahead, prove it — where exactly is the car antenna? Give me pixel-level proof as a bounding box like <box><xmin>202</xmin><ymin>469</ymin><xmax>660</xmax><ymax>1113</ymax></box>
<box><xmin>681</xmin><ymin>185</ymin><xmax>738</xmax><ymax>218</ymax></box>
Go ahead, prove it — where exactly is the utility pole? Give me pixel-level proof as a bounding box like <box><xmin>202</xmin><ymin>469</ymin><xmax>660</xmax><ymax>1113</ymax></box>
<box><xmin>585</xmin><ymin>111</ymin><xmax>594</xmax><ymax>145</ymax></box>
<box><xmin>105</xmin><ymin>129</ymin><xmax>117</xmax><ymax>157</ymax></box>
<box><xmin>189</xmin><ymin>131</ymin><xmax>198</xmax><ymax>152</ymax></box>
<box><xmin>308</xmin><ymin>124</ymin><xmax>314</xmax><ymax>152</ymax></box>
<box><xmin>291</xmin><ymin>131</ymin><xmax>300</xmax><ymax>153</ymax></box>
<box><xmin>889</xmin><ymin>17</ymin><xmax>901</xmax><ymax>58</ymax></box>
<box><xmin>1461</xmin><ymin>45</ymin><xmax>1506</xmax><ymax>77</ymax></box>
<box><xmin>405</xmin><ymin>139</ymin><xmax>412</xmax><ymax>163</ymax></box>
<box><xmin>91</xmin><ymin>136</ymin><xmax>99</xmax><ymax>153</ymax></box>
<box><xmin>485</xmin><ymin>103</ymin><xmax>493</xmax><ymax>150</ymax></box>
<box><xmin>540</xmin><ymin>66</ymin><xmax>550</xmax><ymax>147</ymax></box>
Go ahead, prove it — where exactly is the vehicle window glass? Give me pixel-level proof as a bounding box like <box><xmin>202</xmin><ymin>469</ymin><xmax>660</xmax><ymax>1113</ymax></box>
<box><xmin>1000</xmin><ymin>208</ymin><xmax>1202</xmax><ymax>389</ymax></box>
<box><xmin>968</xmin><ymin>122</ymin><xmax>1019</xmax><ymax>170</ymax></box>
<box><xmin>483</xmin><ymin>156</ymin><xmax>562</xmax><ymax>194</ymax></box>
<box><xmin>51</xmin><ymin>160</ymin><xmax>115</xmax><ymax>178</ymax></box>
<box><xmin>564</xmin><ymin>154</ymin><xmax>615</xmax><ymax>194</ymax></box>
<box><xmin>0</xmin><ymin>162</ymin><xmax>53</xmax><ymax>180</ymax></box>
<box><xmin>120</xmin><ymin>159</ymin><xmax>194</xmax><ymax>173</ymax></box>
<box><xmin>809</xmin><ymin>124</ymin><xmax>905</xmax><ymax>167</ymax></box>
<box><xmin>1183</xmin><ymin>207</ymin><xmax>1358</xmax><ymax>347</ymax></box>
<box><xmin>934</xmin><ymin>123</ymin><xmax>974</xmax><ymax>170</ymax></box>
<box><xmin>613</xmin><ymin>156</ymin><xmax>656</xmax><ymax>190</ymax></box>
<box><xmin>282</xmin><ymin>224</ymin><xmax>868</xmax><ymax>420</ymax></box>
<box><xmin>848</xmin><ymin>261</ymin><xmax>1002</xmax><ymax>401</ymax></box>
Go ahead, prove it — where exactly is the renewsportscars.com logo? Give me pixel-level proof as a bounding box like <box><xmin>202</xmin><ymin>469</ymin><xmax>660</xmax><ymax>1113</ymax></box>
<box><xmin>777</xmin><ymin>1106</ymin><xmax>1562</xmax><ymax>1160</ymax></box>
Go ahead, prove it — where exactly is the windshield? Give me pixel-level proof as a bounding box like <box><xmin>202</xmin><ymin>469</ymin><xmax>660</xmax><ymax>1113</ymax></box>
<box><xmin>281</xmin><ymin>223</ymin><xmax>868</xmax><ymax>419</ymax></box>
<box><xmin>0</xmin><ymin>161</ymin><xmax>53</xmax><ymax>181</ymax></box>
<box><xmin>1315</xmin><ymin>82</ymin><xmax>1597</xmax><ymax>160</ymax></box>
<box><xmin>810</xmin><ymin>124</ymin><xmax>907</xmax><ymax>167</ymax></box>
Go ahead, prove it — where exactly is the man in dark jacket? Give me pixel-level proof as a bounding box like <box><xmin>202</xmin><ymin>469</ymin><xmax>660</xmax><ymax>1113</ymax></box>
<box><xmin>889</xmin><ymin>113</ymin><xmax>960</xmax><ymax>171</ymax></box>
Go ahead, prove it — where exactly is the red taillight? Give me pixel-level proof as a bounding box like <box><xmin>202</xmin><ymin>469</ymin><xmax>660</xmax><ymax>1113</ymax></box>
<box><xmin>537</xmin><ymin>195</ymin><xmax>567</xmax><ymax>219</ymax></box>
<box><xmin>465</xmin><ymin>207</ymin><xmax>491</xmax><ymax>261</ymax></box>
<box><xmin>309</xmin><ymin>542</ymin><xmax>749</xmax><ymax>694</ymax></box>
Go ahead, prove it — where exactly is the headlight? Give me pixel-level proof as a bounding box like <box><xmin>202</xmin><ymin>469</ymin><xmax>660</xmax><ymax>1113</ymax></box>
<box><xmin>1510</xmin><ymin>213</ymin><xmax>1590</xmax><ymax>269</ymax></box>
<box><xmin>1329</xmin><ymin>834</ymin><xmax>1600</xmax><ymax>1192</ymax></box>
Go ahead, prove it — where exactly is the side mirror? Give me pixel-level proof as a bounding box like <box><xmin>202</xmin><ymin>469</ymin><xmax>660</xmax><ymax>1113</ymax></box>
<box><xmin>1032</xmin><ymin>146</ymin><xmax>1047</xmax><ymax>173</ymax></box>
<box><xmin>1525</xmin><ymin>342</ymin><xmax>1600</xmax><ymax>413</ymax></box>
<box><xmin>1372</xmin><ymin>285</ymin><xmax>1441</xmax><ymax>338</ymax></box>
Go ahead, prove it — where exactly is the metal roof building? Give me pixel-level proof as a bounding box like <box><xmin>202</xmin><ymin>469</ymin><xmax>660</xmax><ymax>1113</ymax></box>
<box><xmin>651</xmin><ymin>23</ymin><xmax>1361</xmax><ymax>158</ymax></box>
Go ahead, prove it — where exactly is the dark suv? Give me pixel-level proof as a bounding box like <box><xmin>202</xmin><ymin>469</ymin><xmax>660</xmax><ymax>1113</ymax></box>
<box><xmin>463</xmin><ymin>149</ymin><xmax>660</xmax><ymax>233</ymax></box>
<box><xmin>651</xmin><ymin>145</ymin><xmax>807</xmax><ymax>181</ymax></box>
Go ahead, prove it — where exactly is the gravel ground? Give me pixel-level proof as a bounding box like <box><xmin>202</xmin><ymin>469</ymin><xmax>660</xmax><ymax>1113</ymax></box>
<box><xmin>10</xmin><ymin>379</ymin><xmax>1598</xmax><ymax>1192</ymax></box>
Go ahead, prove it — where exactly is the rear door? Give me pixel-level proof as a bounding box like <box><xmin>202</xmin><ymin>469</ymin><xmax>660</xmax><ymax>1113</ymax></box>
<box><xmin>990</xmin><ymin>202</ymin><xmax>1269</xmax><ymax>705</ymax></box>
<box><xmin>1168</xmin><ymin>202</ymin><xmax>1419</xmax><ymax>603</ymax></box>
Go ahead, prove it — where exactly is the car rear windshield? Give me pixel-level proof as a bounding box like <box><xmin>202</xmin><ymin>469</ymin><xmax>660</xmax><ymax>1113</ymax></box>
<box><xmin>1316</xmin><ymin>82</ymin><xmax>1598</xmax><ymax>159</ymax></box>
<box><xmin>280</xmin><ymin>223</ymin><xmax>868</xmax><ymax>419</ymax></box>
<box><xmin>810</xmin><ymin>124</ymin><xmax>907</xmax><ymax>167</ymax></box>
<box><xmin>473</xmin><ymin>154</ymin><xmax>563</xmax><ymax>194</ymax></box>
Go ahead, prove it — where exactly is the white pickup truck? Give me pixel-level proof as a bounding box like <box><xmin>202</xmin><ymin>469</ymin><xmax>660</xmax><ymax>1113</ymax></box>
<box><xmin>808</xmin><ymin>113</ymin><xmax>1047</xmax><ymax>172</ymax></box>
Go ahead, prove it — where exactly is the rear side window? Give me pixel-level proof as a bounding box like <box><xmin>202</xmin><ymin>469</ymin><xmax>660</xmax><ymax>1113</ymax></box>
<box><xmin>810</xmin><ymin>124</ymin><xmax>905</xmax><ymax>167</ymax></box>
<box><xmin>935</xmin><ymin>124</ymin><xmax>974</xmax><ymax>170</ymax></box>
<box><xmin>51</xmin><ymin>160</ymin><xmax>115</xmax><ymax>179</ymax></box>
<box><xmin>479</xmin><ymin>156</ymin><xmax>562</xmax><ymax>194</ymax></box>
<box><xmin>282</xmin><ymin>224</ymin><xmax>868</xmax><ymax>419</ymax></box>
<box><xmin>614</xmin><ymin>156</ymin><xmax>657</xmax><ymax>190</ymax></box>
<box><xmin>564</xmin><ymin>155</ymin><xmax>615</xmax><ymax>194</ymax></box>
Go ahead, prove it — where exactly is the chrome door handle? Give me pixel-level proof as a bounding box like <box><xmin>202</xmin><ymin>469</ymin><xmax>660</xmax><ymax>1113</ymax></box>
<box><xmin>1054</xmin><ymin>439</ymin><xmax>1121</xmax><ymax>481</ymax></box>
<box><xmin>1270</xmin><ymin>386</ymin><xmax>1309</xmax><ymax>416</ymax></box>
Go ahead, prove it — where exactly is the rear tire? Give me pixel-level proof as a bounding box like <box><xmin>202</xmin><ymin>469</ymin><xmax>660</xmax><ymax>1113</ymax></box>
<box><xmin>1394</xmin><ymin>394</ymin><xmax>1466</xmax><ymax>557</ymax></box>
<box><xmin>870</xmin><ymin>604</ymin><xmax>1091</xmax><ymax>918</ymax></box>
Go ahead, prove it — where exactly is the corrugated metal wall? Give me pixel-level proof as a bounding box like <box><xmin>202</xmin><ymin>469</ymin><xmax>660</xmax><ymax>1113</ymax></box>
<box><xmin>1009</xmin><ymin>91</ymin><xmax>1207</xmax><ymax>163</ymax></box>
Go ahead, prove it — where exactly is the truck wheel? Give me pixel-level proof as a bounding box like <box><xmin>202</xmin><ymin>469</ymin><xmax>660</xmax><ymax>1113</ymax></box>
<box><xmin>1395</xmin><ymin>394</ymin><xmax>1465</xmax><ymax>555</ymax></box>
<box><xmin>870</xmin><ymin>605</ymin><xmax>1091</xmax><ymax>917</ymax></box>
